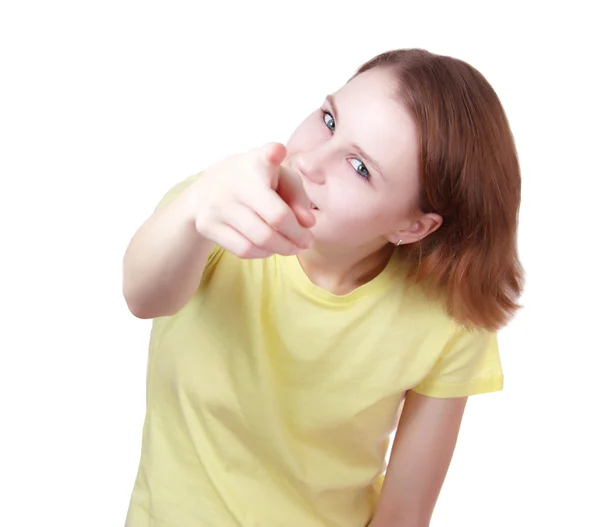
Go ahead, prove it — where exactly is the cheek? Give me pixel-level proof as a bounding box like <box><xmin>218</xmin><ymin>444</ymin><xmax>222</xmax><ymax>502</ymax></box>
<box><xmin>330</xmin><ymin>186</ymin><xmax>409</xmax><ymax>230</ymax></box>
<box><xmin>329</xmin><ymin>187</ymin><xmax>382</xmax><ymax>224</ymax></box>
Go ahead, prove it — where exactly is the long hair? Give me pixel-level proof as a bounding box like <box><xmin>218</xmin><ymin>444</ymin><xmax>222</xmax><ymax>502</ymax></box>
<box><xmin>354</xmin><ymin>49</ymin><xmax>524</xmax><ymax>331</ymax></box>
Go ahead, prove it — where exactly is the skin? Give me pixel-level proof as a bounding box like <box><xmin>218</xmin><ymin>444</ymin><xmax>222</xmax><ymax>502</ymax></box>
<box><xmin>368</xmin><ymin>393</ymin><xmax>468</xmax><ymax>527</ymax></box>
<box><xmin>123</xmin><ymin>68</ymin><xmax>444</xmax><ymax>313</ymax></box>
<box><xmin>285</xmin><ymin>66</ymin><xmax>443</xmax><ymax>295</ymax></box>
<box><xmin>123</xmin><ymin>66</ymin><xmax>471</xmax><ymax>526</ymax></box>
<box><xmin>284</xmin><ymin>67</ymin><xmax>466</xmax><ymax>525</ymax></box>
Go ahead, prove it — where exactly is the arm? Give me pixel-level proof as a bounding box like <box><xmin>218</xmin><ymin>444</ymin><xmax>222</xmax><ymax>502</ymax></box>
<box><xmin>122</xmin><ymin>181</ymin><xmax>214</xmax><ymax>319</ymax></box>
<box><xmin>368</xmin><ymin>390</ymin><xmax>468</xmax><ymax>527</ymax></box>
<box><xmin>123</xmin><ymin>143</ymin><xmax>314</xmax><ymax>320</ymax></box>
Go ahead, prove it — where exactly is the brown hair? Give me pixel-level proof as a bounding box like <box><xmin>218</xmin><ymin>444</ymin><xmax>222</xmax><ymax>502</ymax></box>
<box><xmin>354</xmin><ymin>49</ymin><xmax>524</xmax><ymax>331</ymax></box>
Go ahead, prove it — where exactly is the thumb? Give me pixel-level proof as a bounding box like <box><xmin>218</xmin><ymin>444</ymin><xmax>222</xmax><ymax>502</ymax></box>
<box><xmin>292</xmin><ymin>206</ymin><xmax>316</xmax><ymax>229</ymax></box>
<box><xmin>277</xmin><ymin>166</ymin><xmax>316</xmax><ymax>228</ymax></box>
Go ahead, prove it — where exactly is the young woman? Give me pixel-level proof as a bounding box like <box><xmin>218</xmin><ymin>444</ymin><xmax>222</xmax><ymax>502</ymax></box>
<box><xmin>123</xmin><ymin>48</ymin><xmax>523</xmax><ymax>527</ymax></box>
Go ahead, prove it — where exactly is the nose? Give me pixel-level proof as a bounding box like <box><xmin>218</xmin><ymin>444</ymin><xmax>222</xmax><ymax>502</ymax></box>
<box><xmin>293</xmin><ymin>149</ymin><xmax>327</xmax><ymax>185</ymax></box>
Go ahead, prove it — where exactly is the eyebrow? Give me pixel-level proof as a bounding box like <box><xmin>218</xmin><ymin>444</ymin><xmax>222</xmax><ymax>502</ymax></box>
<box><xmin>325</xmin><ymin>94</ymin><xmax>384</xmax><ymax>179</ymax></box>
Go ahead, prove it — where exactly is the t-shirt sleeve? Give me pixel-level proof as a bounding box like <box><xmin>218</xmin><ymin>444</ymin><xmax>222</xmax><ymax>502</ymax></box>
<box><xmin>411</xmin><ymin>322</ymin><xmax>504</xmax><ymax>398</ymax></box>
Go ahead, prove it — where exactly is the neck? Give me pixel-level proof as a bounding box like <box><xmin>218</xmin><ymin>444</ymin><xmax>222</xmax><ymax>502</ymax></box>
<box><xmin>296</xmin><ymin>241</ymin><xmax>396</xmax><ymax>295</ymax></box>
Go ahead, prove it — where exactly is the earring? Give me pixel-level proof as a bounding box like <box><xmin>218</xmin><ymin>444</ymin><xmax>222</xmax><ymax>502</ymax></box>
<box><xmin>395</xmin><ymin>239</ymin><xmax>403</xmax><ymax>246</ymax></box>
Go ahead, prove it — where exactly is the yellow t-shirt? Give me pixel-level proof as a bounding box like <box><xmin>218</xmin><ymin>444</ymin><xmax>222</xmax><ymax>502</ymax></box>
<box><xmin>125</xmin><ymin>175</ymin><xmax>503</xmax><ymax>527</ymax></box>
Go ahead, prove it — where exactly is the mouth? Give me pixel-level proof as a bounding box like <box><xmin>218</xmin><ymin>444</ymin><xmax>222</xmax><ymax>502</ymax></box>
<box><xmin>310</xmin><ymin>202</ymin><xmax>319</xmax><ymax>210</ymax></box>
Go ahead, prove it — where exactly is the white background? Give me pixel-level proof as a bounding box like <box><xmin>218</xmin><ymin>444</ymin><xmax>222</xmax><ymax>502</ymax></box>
<box><xmin>1</xmin><ymin>1</ymin><xmax>598</xmax><ymax>525</ymax></box>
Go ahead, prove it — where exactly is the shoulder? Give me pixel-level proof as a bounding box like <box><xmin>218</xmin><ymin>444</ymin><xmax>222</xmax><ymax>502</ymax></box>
<box><xmin>387</xmin><ymin>259</ymin><xmax>503</xmax><ymax>398</ymax></box>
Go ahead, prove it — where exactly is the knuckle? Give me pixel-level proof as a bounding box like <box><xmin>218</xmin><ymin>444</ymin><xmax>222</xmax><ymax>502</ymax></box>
<box><xmin>267</xmin><ymin>206</ymin><xmax>290</xmax><ymax>229</ymax></box>
<box><xmin>236</xmin><ymin>240</ymin><xmax>255</xmax><ymax>259</ymax></box>
<box><xmin>254</xmin><ymin>229</ymin><xmax>277</xmax><ymax>250</ymax></box>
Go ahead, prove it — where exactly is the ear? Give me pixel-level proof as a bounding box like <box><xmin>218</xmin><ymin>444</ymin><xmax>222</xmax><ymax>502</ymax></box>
<box><xmin>388</xmin><ymin>213</ymin><xmax>443</xmax><ymax>245</ymax></box>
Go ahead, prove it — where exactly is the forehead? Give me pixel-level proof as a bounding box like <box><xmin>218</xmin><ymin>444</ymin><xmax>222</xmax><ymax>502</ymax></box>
<box><xmin>332</xmin><ymin>68</ymin><xmax>419</xmax><ymax>181</ymax></box>
<box><xmin>336</xmin><ymin>67</ymin><xmax>398</xmax><ymax>105</ymax></box>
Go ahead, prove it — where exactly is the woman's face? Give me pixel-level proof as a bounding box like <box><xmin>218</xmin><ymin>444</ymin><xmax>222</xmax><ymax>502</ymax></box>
<box><xmin>285</xmin><ymin>67</ymin><xmax>441</xmax><ymax>249</ymax></box>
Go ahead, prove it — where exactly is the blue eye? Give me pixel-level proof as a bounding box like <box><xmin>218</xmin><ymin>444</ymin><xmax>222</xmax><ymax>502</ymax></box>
<box><xmin>322</xmin><ymin>111</ymin><xmax>335</xmax><ymax>132</ymax></box>
<box><xmin>321</xmin><ymin>108</ymin><xmax>370</xmax><ymax>181</ymax></box>
<box><xmin>350</xmin><ymin>158</ymin><xmax>370</xmax><ymax>179</ymax></box>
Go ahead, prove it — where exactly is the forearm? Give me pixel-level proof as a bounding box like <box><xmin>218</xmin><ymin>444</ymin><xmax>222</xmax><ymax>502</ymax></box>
<box><xmin>368</xmin><ymin>509</ymin><xmax>430</xmax><ymax>527</ymax></box>
<box><xmin>367</xmin><ymin>393</ymin><xmax>467</xmax><ymax>527</ymax></box>
<box><xmin>367</xmin><ymin>518</ymin><xmax>430</xmax><ymax>527</ymax></box>
<box><xmin>122</xmin><ymin>186</ymin><xmax>214</xmax><ymax>319</ymax></box>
